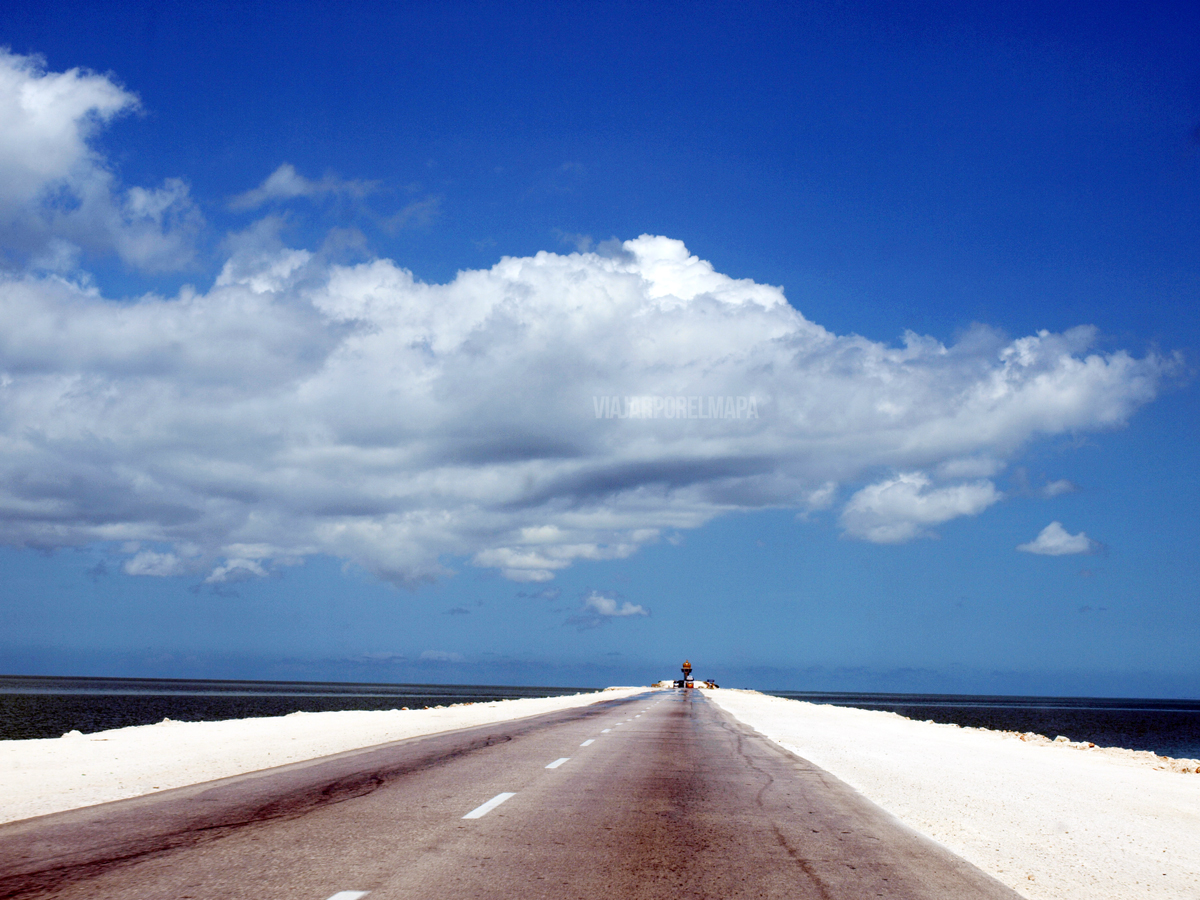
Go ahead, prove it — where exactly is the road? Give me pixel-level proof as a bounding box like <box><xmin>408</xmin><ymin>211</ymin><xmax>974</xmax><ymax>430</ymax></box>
<box><xmin>0</xmin><ymin>689</ymin><xmax>1021</xmax><ymax>899</ymax></box>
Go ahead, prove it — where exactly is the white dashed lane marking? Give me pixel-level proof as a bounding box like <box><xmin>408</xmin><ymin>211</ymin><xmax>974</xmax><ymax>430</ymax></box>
<box><xmin>325</xmin><ymin>893</ymin><xmax>369</xmax><ymax>900</ymax></box>
<box><xmin>463</xmin><ymin>792</ymin><xmax>516</xmax><ymax>819</ymax></box>
<box><xmin>545</xmin><ymin>758</ymin><xmax>570</xmax><ymax>769</ymax></box>
<box><xmin>580</xmin><ymin>739</ymin><xmax>594</xmax><ymax>746</ymax></box>
<box><xmin>601</xmin><ymin>728</ymin><xmax>611</xmax><ymax>733</ymax></box>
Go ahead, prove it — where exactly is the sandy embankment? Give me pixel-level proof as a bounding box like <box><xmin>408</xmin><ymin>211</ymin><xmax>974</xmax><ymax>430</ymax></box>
<box><xmin>0</xmin><ymin>687</ymin><xmax>648</xmax><ymax>825</ymax></box>
<box><xmin>707</xmin><ymin>689</ymin><xmax>1200</xmax><ymax>900</ymax></box>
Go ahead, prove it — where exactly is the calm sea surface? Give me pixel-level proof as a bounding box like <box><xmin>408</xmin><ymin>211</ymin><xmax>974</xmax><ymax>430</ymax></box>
<box><xmin>766</xmin><ymin>690</ymin><xmax>1200</xmax><ymax>760</ymax></box>
<box><xmin>0</xmin><ymin>676</ymin><xmax>587</xmax><ymax>741</ymax></box>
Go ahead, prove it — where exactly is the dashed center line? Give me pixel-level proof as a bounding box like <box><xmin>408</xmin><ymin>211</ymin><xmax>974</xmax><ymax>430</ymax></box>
<box><xmin>545</xmin><ymin>757</ymin><xmax>570</xmax><ymax>769</ymax></box>
<box><xmin>463</xmin><ymin>792</ymin><xmax>516</xmax><ymax>819</ymax></box>
<box><xmin>580</xmin><ymin>739</ymin><xmax>595</xmax><ymax>746</ymax></box>
<box><xmin>601</xmin><ymin>728</ymin><xmax>611</xmax><ymax>733</ymax></box>
<box><xmin>325</xmin><ymin>893</ymin><xmax>369</xmax><ymax>900</ymax></box>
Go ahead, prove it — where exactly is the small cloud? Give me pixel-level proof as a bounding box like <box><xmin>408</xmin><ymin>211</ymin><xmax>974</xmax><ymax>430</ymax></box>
<box><xmin>566</xmin><ymin>591</ymin><xmax>649</xmax><ymax>631</ymax></box>
<box><xmin>123</xmin><ymin>550</ymin><xmax>187</xmax><ymax>577</ymax></box>
<box><xmin>805</xmin><ymin>481</ymin><xmax>838</xmax><ymax>511</ymax></box>
<box><xmin>1041</xmin><ymin>479</ymin><xmax>1077</xmax><ymax>498</ymax></box>
<box><xmin>1009</xmin><ymin>468</ymin><xmax>1078</xmax><ymax>498</ymax></box>
<box><xmin>797</xmin><ymin>482</ymin><xmax>837</xmax><ymax>520</ymax></box>
<box><xmin>419</xmin><ymin>649</ymin><xmax>463</xmax><ymax>662</ymax></box>
<box><xmin>840</xmin><ymin>472</ymin><xmax>1001</xmax><ymax>543</ymax></box>
<box><xmin>229</xmin><ymin>163</ymin><xmax>379</xmax><ymax>210</ymax></box>
<box><xmin>1017</xmin><ymin>521</ymin><xmax>1099</xmax><ymax>556</ymax></box>
<box><xmin>445</xmin><ymin>606</ymin><xmax>471</xmax><ymax>616</ymax></box>
<box><xmin>584</xmin><ymin>591</ymin><xmax>648</xmax><ymax>618</ymax></box>
<box><xmin>583</xmin><ymin>592</ymin><xmax>648</xmax><ymax>619</ymax></box>
<box><xmin>381</xmin><ymin>195</ymin><xmax>441</xmax><ymax>232</ymax></box>
<box><xmin>204</xmin><ymin>558</ymin><xmax>269</xmax><ymax>583</ymax></box>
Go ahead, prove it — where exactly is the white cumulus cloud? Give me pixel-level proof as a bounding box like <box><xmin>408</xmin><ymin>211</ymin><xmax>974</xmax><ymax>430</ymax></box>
<box><xmin>0</xmin><ymin>229</ymin><xmax>1171</xmax><ymax>584</ymax></box>
<box><xmin>0</xmin><ymin>50</ymin><xmax>201</xmax><ymax>271</ymax></box>
<box><xmin>839</xmin><ymin>473</ymin><xmax>1003</xmax><ymax>543</ymax></box>
<box><xmin>583</xmin><ymin>592</ymin><xmax>649</xmax><ymax>618</ymax></box>
<box><xmin>1017</xmin><ymin>522</ymin><xmax>1098</xmax><ymax>556</ymax></box>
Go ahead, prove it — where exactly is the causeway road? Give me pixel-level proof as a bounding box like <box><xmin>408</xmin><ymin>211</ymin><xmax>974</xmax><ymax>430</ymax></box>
<box><xmin>0</xmin><ymin>689</ymin><xmax>1020</xmax><ymax>899</ymax></box>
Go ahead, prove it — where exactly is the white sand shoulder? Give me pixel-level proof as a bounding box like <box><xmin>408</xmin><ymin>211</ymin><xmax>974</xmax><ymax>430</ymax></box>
<box><xmin>707</xmin><ymin>688</ymin><xmax>1200</xmax><ymax>900</ymax></box>
<box><xmin>0</xmin><ymin>687</ymin><xmax>649</xmax><ymax>825</ymax></box>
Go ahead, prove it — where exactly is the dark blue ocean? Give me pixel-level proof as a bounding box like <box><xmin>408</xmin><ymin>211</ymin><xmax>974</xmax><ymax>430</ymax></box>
<box><xmin>2</xmin><ymin>676</ymin><xmax>1197</xmax><ymax>759</ymax></box>
<box><xmin>766</xmin><ymin>690</ymin><xmax>1200</xmax><ymax>760</ymax></box>
<box><xmin>0</xmin><ymin>676</ymin><xmax>588</xmax><ymax>741</ymax></box>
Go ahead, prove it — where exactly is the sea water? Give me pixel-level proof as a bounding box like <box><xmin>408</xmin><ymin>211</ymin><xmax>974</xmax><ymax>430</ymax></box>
<box><xmin>0</xmin><ymin>675</ymin><xmax>587</xmax><ymax>741</ymax></box>
<box><xmin>766</xmin><ymin>690</ymin><xmax>1200</xmax><ymax>760</ymax></box>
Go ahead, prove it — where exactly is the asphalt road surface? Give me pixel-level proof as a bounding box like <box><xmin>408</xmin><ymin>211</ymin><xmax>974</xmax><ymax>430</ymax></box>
<box><xmin>0</xmin><ymin>689</ymin><xmax>1021</xmax><ymax>899</ymax></box>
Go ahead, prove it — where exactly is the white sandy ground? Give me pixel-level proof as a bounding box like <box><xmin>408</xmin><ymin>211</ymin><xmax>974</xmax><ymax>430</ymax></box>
<box><xmin>2</xmin><ymin>687</ymin><xmax>1198</xmax><ymax>900</ymax></box>
<box><xmin>706</xmin><ymin>689</ymin><xmax>1200</xmax><ymax>900</ymax></box>
<box><xmin>0</xmin><ymin>687</ymin><xmax>649</xmax><ymax>825</ymax></box>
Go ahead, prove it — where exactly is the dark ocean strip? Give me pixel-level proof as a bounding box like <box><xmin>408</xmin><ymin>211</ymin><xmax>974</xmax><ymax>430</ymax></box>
<box><xmin>0</xmin><ymin>675</ymin><xmax>587</xmax><ymax>741</ymax></box>
<box><xmin>766</xmin><ymin>690</ymin><xmax>1200</xmax><ymax>760</ymax></box>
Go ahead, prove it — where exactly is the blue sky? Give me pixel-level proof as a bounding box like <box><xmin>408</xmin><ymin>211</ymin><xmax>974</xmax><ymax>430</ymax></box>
<box><xmin>0</xmin><ymin>1</ymin><xmax>1197</xmax><ymax>695</ymax></box>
